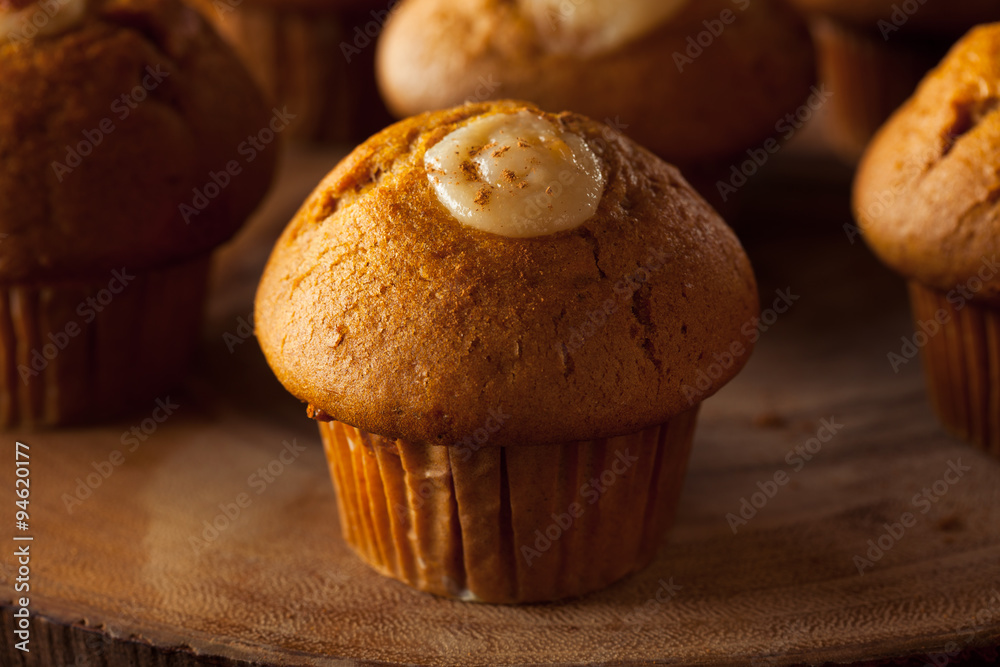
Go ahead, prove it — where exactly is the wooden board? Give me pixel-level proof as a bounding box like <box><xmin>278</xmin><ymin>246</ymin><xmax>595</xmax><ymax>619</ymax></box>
<box><xmin>1</xmin><ymin>147</ymin><xmax>999</xmax><ymax>667</ymax></box>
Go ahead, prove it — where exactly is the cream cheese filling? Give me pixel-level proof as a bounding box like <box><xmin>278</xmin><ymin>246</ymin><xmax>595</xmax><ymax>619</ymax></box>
<box><xmin>424</xmin><ymin>111</ymin><xmax>604</xmax><ymax>238</ymax></box>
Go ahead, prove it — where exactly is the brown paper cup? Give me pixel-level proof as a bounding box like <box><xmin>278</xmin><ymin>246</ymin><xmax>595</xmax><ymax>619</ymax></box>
<box><xmin>909</xmin><ymin>282</ymin><xmax>1000</xmax><ymax>458</ymax></box>
<box><xmin>319</xmin><ymin>407</ymin><xmax>699</xmax><ymax>603</ymax></box>
<box><xmin>811</xmin><ymin>17</ymin><xmax>947</xmax><ymax>163</ymax></box>
<box><xmin>0</xmin><ymin>257</ymin><xmax>209</xmax><ymax>428</ymax></box>
<box><xmin>194</xmin><ymin>2</ymin><xmax>393</xmax><ymax>144</ymax></box>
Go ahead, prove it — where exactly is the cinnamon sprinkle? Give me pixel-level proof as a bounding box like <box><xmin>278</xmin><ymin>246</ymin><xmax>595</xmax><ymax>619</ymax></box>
<box><xmin>459</xmin><ymin>160</ymin><xmax>479</xmax><ymax>182</ymax></box>
<box><xmin>468</xmin><ymin>140</ymin><xmax>496</xmax><ymax>158</ymax></box>
<box><xmin>473</xmin><ymin>186</ymin><xmax>491</xmax><ymax>206</ymax></box>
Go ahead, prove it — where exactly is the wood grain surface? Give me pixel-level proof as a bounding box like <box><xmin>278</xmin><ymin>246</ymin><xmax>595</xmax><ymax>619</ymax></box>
<box><xmin>1</xmin><ymin>147</ymin><xmax>999</xmax><ymax>667</ymax></box>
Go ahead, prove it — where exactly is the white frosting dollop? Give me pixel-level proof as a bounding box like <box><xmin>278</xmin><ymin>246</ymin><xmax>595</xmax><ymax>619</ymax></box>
<box><xmin>0</xmin><ymin>0</ymin><xmax>86</xmax><ymax>45</ymax></box>
<box><xmin>424</xmin><ymin>111</ymin><xmax>604</xmax><ymax>238</ymax></box>
<box><xmin>523</xmin><ymin>0</ymin><xmax>691</xmax><ymax>55</ymax></box>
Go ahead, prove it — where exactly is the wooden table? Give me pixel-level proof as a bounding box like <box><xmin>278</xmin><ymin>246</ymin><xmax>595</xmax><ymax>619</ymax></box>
<box><xmin>2</xmin><ymin>147</ymin><xmax>999</xmax><ymax>667</ymax></box>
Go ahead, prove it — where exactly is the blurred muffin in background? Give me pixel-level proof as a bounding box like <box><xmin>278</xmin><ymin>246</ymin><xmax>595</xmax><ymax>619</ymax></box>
<box><xmin>191</xmin><ymin>0</ymin><xmax>394</xmax><ymax>143</ymax></box>
<box><xmin>788</xmin><ymin>0</ymin><xmax>1000</xmax><ymax>162</ymax></box>
<box><xmin>853</xmin><ymin>24</ymin><xmax>1000</xmax><ymax>457</ymax></box>
<box><xmin>376</xmin><ymin>0</ymin><xmax>815</xmax><ymax>182</ymax></box>
<box><xmin>0</xmin><ymin>0</ymin><xmax>276</xmax><ymax>427</ymax></box>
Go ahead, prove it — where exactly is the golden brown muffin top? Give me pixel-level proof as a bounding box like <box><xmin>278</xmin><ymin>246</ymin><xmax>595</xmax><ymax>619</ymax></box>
<box><xmin>376</xmin><ymin>0</ymin><xmax>815</xmax><ymax>167</ymax></box>
<box><xmin>0</xmin><ymin>0</ymin><xmax>277</xmax><ymax>283</ymax></box>
<box><xmin>853</xmin><ymin>24</ymin><xmax>1000</xmax><ymax>301</ymax></box>
<box><xmin>787</xmin><ymin>0</ymin><xmax>1000</xmax><ymax>37</ymax></box>
<box><xmin>255</xmin><ymin>100</ymin><xmax>759</xmax><ymax>447</ymax></box>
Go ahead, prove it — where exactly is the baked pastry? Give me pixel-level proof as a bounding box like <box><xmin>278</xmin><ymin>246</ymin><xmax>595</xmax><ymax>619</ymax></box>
<box><xmin>255</xmin><ymin>100</ymin><xmax>759</xmax><ymax>602</ymax></box>
<box><xmin>0</xmin><ymin>0</ymin><xmax>276</xmax><ymax>427</ymax></box>
<box><xmin>788</xmin><ymin>0</ymin><xmax>1000</xmax><ymax>161</ymax></box>
<box><xmin>190</xmin><ymin>0</ymin><xmax>394</xmax><ymax>143</ymax></box>
<box><xmin>853</xmin><ymin>24</ymin><xmax>1000</xmax><ymax>457</ymax></box>
<box><xmin>375</xmin><ymin>0</ymin><xmax>815</xmax><ymax>171</ymax></box>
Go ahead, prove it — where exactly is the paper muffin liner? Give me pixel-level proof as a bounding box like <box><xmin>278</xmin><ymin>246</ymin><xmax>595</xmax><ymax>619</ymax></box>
<box><xmin>194</xmin><ymin>2</ymin><xmax>393</xmax><ymax>144</ymax></box>
<box><xmin>909</xmin><ymin>282</ymin><xmax>1000</xmax><ymax>458</ymax></box>
<box><xmin>811</xmin><ymin>17</ymin><xmax>946</xmax><ymax>163</ymax></box>
<box><xmin>0</xmin><ymin>257</ymin><xmax>209</xmax><ymax>429</ymax></box>
<box><xmin>319</xmin><ymin>407</ymin><xmax>699</xmax><ymax>603</ymax></box>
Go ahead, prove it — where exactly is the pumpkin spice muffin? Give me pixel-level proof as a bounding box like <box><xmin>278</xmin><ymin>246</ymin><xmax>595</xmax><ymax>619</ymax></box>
<box><xmin>0</xmin><ymin>0</ymin><xmax>276</xmax><ymax>427</ymax></box>
<box><xmin>854</xmin><ymin>24</ymin><xmax>1000</xmax><ymax>457</ymax></box>
<box><xmin>375</xmin><ymin>0</ymin><xmax>815</xmax><ymax>172</ymax></box>
<box><xmin>255</xmin><ymin>100</ymin><xmax>759</xmax><ymax>602</ymax></box>
<box><xmin>788</xmin><ymin>0</ymin><xmax>1000</xmax><ymax>161</ymax></box>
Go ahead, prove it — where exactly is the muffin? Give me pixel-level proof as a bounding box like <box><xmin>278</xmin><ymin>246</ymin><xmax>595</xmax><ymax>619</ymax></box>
<box><xmin>375</xmin><ymin>0</ymin><xmax>815</xmax><ymax>173</ymax></box>
<box><xmin>190</xmin><ymin>0</ymin><xmax>394</xmax><ymax>144</ymax></box>
<box><xmin>255</xmin><ymin>100</ymin><xmax>759</xmax><ymax>602</ymax></box>
<box><xmin>788</xmin><ymin>0</ymin><xmax>1000</xmax><ymax>161</ymax></box>
<box><xmin>0</xmin><ymin>0</ymin><xmax>277</xmax><ymax>427</ymax></box>
<box><xmin>853</xmin><ymin>24</ymin><xmax>1000</xmax><ymax>457</ymax></box>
